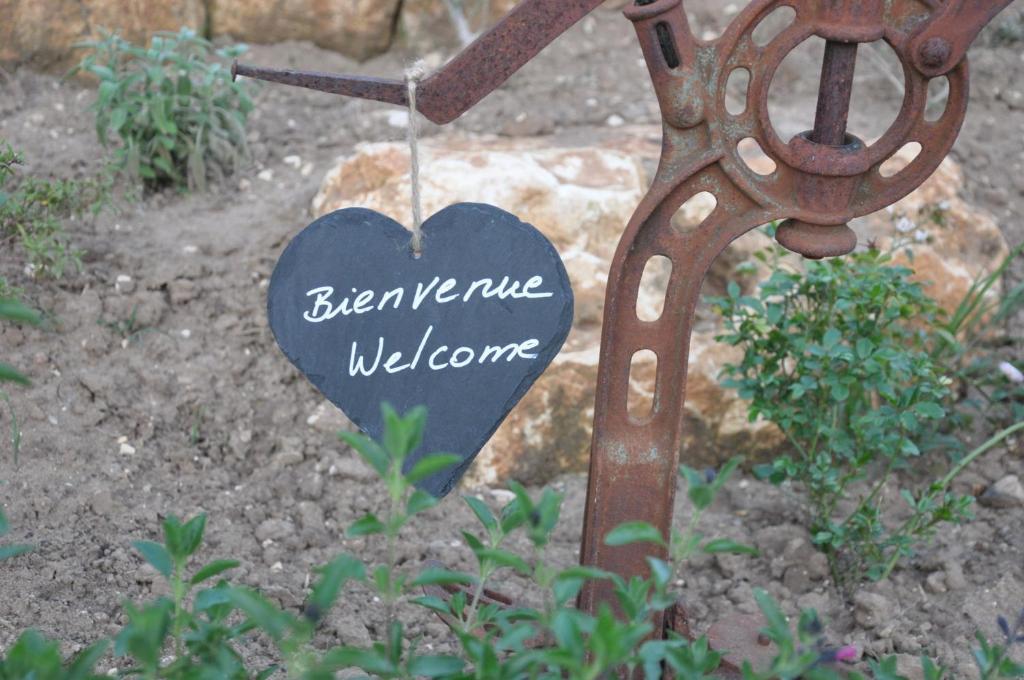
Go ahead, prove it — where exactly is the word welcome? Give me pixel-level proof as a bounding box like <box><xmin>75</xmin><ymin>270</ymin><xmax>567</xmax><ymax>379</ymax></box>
<box><xmin>349</xmin><ymin>325</ymin><xmax>540</xmax><ymax>377</ymax></box>
<box><xmin>303</xmin><ymin>274</ymin><xmax>554</xmax><ymax>323</ymax></box>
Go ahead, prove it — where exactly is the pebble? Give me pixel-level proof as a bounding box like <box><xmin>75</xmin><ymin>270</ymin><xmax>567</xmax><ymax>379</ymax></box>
<box><xmin>297</xmin><ymin>501</ymin><xmax>325</xmax><ymax>533</ymax></box>
<box><xmin>853</xmin><ymin>590</ymin><xmax>895</xmax><ymax>629</ymax></box>
<box><xmin>894</xmin><ymin>653</ymin><xmax>926</xmax><ymax>680</ymax></box>
<box><xmin>167</xmin><ymin>279</ymin><xmax>198</xmax><ymax>305</ymax></box>
<box><xmin>943</xmin><ymin>560</ymin><xmax>968</xmax><ymax>590</ymax></box>
<box><xmin>330</xmin><ymin>455</ymin><xmax>377</xmax><ymax>482</ymax></box>
<box><xmin>255</xmin><ymin>519</ymin><xmax>295</xmax><ymax>542</ymax></box>
<box><xmin>980</xmin><ymin>475</ymin><xmax>1024</xmax><ymax>508</ymax></box>
<box><xmin>300</xmin><ymin>472</ymin><xmax>324</xmax><ymax>500</ymax></box>
<box><xmin>119</xmin><ymin>443</ymin><xmax>136</xmax><ymax>455</ymax></box>
<box><xmin>257</xmin><ymin>169</ymin><xmax>274</xmax><ymax>182</ymax></box>
<box><xmin>605</xmin><ymin>114</ymin><xmax>625</xmax><ymax>127</ymax></box>
<box><xmin>925</xmin><ymin>570</ymin><xmax>947</xmax><ymax>594</ymax></box>
<box><xmin>90</xmin><ymin>490</ymin><xmax>113</xmax><ymax>516</ymax></box>
<box><xmin>114</xmin><ymin>275</ymin><xmax>135</xmax><ymax>294</ymax></box>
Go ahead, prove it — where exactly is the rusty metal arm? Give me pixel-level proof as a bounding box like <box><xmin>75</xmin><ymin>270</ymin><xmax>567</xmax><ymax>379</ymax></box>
<box><xmin>232</xmin><ymin>0</ymin><xmax>607</xmax><ymax>125</ymax></box>
<box><xmin>910</xmin><ymin>0</ymin><xmax>1019</xmax><ymax>77</ymax></box>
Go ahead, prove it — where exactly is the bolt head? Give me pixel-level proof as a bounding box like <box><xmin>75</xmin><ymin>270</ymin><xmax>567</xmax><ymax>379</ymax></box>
<box><xmin>919</xmin><ymin>37</ymin><xmax>951</xmax><ymax>70</ymax></box>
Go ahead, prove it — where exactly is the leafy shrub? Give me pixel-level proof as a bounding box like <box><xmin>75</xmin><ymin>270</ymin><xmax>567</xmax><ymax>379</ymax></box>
<box><xmin>711</xmin><ymin>244</ymin><xmax>1022</xmax><ymax>585</ymax></box>
<box><xmin>1</xmin><ymin>405</ymin><xmax>1021</xmax><ymax>678</ymax></box>
<box><xmin>72</xmin><ymin>28</ymin><xmax>253</xmax><ymax>191</ymax></box>
<box><xmin>0</xmin><ymin>141</ymin><xmax>110</xmax><ymax>278</ymax></box>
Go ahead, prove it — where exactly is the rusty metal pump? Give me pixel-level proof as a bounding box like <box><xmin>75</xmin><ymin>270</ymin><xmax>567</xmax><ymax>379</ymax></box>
<box><xmin>234</xmin><ymin>0</ymin><xmax>1017</xmax><ymax>673</ymax></box>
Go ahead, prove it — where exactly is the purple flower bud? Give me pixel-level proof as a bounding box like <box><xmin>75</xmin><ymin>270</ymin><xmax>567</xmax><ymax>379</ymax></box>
<box><xmin>835</xmin><ymin>645</ymin><xmax>858</xmax><ymax>663</ymax></box>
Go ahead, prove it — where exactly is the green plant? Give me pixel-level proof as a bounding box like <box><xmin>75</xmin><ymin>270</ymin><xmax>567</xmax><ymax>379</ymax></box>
<box><xmin>0</xmin><ymin>508</ymin><xmax>33</xmax><ymax>562</ymax></box>
<box><xmin>0</xmin><ymin>405</ymin><xmax>1011</xmax><ymax>679</ymax></box>
<box><xmin>72</xmin><ymin>28</ymin><xmax>253</xmax><ymax>191</ymax></box>
<box><xmin>0</xmin><ymin>141</ymin><xmax>110</xmax><ymax>279</ymax></box>
<box><xmin>712</xmin><ymin>245</ymin><xmax>971</xmax><ymax>584</ymax></box>
<box><xmin>1</xmin><ymin>295</ymin><xmax>40</xmax><ymax>461</ymax></box>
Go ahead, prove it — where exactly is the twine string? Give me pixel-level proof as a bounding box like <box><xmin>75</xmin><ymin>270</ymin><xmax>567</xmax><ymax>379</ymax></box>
<box><xmin>405</xmin><ymin>61</ymin><xmax>427</xmax><ymax>256</ymax></box>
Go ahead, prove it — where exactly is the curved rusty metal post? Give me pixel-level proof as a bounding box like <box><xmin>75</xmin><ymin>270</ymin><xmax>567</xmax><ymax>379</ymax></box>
<box><xmin>577</xmin><ymin>1</ymin><xmax>979</xmax><ymax>667</ymax></box>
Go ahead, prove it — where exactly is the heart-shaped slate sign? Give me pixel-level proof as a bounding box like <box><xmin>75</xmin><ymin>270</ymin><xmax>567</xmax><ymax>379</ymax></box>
<box><xmin>268</xmin><ymin>203</ymin><xmax>574</xmax><ymax>497</ymax></box>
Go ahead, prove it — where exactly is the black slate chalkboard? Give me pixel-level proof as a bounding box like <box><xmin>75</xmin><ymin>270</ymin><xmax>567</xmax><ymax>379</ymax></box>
<box><xmin>268</xmin><ymin>203</ymin><xmax>574</xmax><ymax>497</ymax></box>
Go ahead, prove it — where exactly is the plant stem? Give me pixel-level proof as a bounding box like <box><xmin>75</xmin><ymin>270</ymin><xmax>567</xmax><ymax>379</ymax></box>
<box><xmin>880</xmin><ymin>420</ymin><xmax>1024</xmax><ymax>579</ymax></box>
<box><xmin>172</xmin><ymin>562</ymin><xmax>185</xmax><ymax>660</ymax></box>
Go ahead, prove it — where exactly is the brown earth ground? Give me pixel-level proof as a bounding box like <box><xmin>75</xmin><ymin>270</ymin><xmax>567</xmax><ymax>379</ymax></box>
<box><xmin>1</xmin><ymin>2</ymin><xmax>1023</xmax><ymax>676</ymax></box>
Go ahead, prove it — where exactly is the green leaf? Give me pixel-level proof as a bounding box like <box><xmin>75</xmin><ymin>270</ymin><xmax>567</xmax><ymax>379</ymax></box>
<box><xmin>339</xmin><ymin>431</ymin><xmax>389</xmax><ymax>476</ymax></box>
<box><xmin>0</xmin><ymin>544</ymin><xmax>33</xmax><ymax>560</ymax></box>
<box><xmin>132</xmin><ymin>540</ymin><xmax>173</xmax><ymax>578</ymax></box>
<box><xmin>823</xmin><ymin>327</ymin><xmax>842</xmax><ymax>348</ymax></box>
<box><xmin>408</xmin><ymin>655</ymin><xmax>465</xmax><ymax>677</ymax></box>
<box><xmin>407</xmin><ymin>489</ymin><xmax>438</xmax><ymax>514</ymax></box>
<box><xmin>347</xmin><ymin>514</ymin><xmax>385</xmax><ymax>537</ymax></box>
<box><xmin>913</xmin><ymin>402</ymin><xmax>945</xmax><ymax>419</ymax></box>
<box><xmin>405</xmin><ymin>453</ymin><xmax>460</xmax><ymax>484</ymax></box>
<box><xmin>701</xmin><ymin>538</ymin><xmax>759</xmax><ymax>556</ymax></box>
<box><xmin>306</xmin><ymin>554</ymin><xmax>365</xmax><ymax>617</ymax></box>
<box><xmin>0</xmin><ymin>300</ymin><xmax>41</xmax><ymax>324</ymax></box>
<box><xmin>226</xmin><ymin>587</ymin><xmax>296</xmax><ymax>640</ymax></box>
<box><xmin>410</xmin><ymin>595</ymin><xmax>451</xmax><ymax>615</ymax></box>
<box><xmin>463</xmin><ymin>495</ymin><xmax>497</xmax><ymax>531</ymax></box>
<box><xmin>604</xmin><ymin>521</ymin><xmax>667</xmax><ymax>547</ymax></box>
<box><xmin>66</xmin><ymin>639</ymin><xmax>109</xmax><ymax>680</ymax></box>
<box><xmin>474</xmin><ymin>547</ymin><xmax>531</xmax><ymax>574</ymax></box>
<box><xmin>190</xmin><ymin>559</ymin><xmax>240</xmax><ymax>585</ymax></box>
<box><xmin>0</xmin><ymin>363</ymin><xmax>30</xmax><ymax>386</ymax></box>
<box><xmin>688</xmin><ymin>485</ymin><xmax>714</xmax><ymax>511</ymax></box>
<box><xmin>411</xmin><ymin>568</ymin><xmax>475</xmax><ymax>587</ymax></box>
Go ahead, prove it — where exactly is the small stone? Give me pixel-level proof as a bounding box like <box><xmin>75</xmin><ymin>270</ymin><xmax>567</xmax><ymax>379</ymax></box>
<box><xmin>114</xmin><ymin>275</ymin><xmax>135</xmax><ymax>294</ymax></box>
<box><xmin>307</xmin><ymin>401</ymin><xmax>354</xmax><ymax>433</ymax></box>
<box><xmin>283</xmin><ymin>155</ymin><xmax>302</xmax><ymax>168</ymax></box>
<box><xmin>134</xmin><ymin>563</ymin><xmax>159</xmax><ymax>584</ymax></box>
<box><xmin>167</xmin><ymin>279</ymin><xmax>198</xmax><ymax>305</ymax></box>
<box><xmin>489</xmin><ymin>488</ymin><xmax>516</xmax><ymax>503</ymax></box>
<box><xmin>255</xmin><ymin>519</ymin><xmax>295</xmax><ymax>542</ymax></box>
<box><xmin>297</xmin><ymin>501</ymin><xmax>325</xmax><ymax>533</ymax></box>
<box><xmin>925</xmin><ymin>571</ymin><xmax>947</xmax><ymax>594</ymax></box>
<box><xmin>605</xmin><ymin>114</ymin><xmax>625</xmax><ymax>127</ymax></box>
<box><xmin>90</xmin><ymin>490</ymin><xmax>113</xmax><ymax>515</ymax></box>
<box><xmin>329</xmin><ymin>613</ymin><xmax>372</xmax><ymax>646</ymax></box>
<box><xmin>980</xmin><ymin>475</ymin><xmax>1024</xmax><ymax>508</ymax></box>
<box><xmin>272</xmin><ymin>450</ymin><xmax>303</xmax><ymax>467</ymax></box>
<box><xmin>943</xmin><ymin>560</ymin><xmax>968</xmax><ymax>590</ymax></box>
<box><xmin>894</xmin><ymin>653</ymin><xmax>926</xmax><ymax>680</ymax></box>
<box><xmin>300</xmin><ymin>473</ymin><xmax>324</xmax><ymax>500</ymax></box>
<box><xmin>330</xmin><ymin>455</ymin><xmax>376</xmax><ymax>482</ymax></box>
<box><xmin>853</xmin><ymin>590</ymin><xmax>894</xmax><ymax>629</ymax></box>
<box><xmin>119</xmin><ymin>443</ymin><xmax>136</xmax><ymax>455</ymax></box>
<box><xmin>257</xmin><ymin>169</ymin><xmax>274</xmax><ymax>182</ymax></box>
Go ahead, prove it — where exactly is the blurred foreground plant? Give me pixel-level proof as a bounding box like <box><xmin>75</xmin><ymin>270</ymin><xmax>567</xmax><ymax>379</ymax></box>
<box><xmin>2</xmin><ymin>405</ymin><xmax>1018</xmax><ymax>678</ymax></box>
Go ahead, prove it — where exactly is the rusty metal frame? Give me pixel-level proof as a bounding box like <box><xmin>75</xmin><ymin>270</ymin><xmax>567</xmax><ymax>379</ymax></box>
<box><xmin>235</xmin><ymin>0</ymin><xmax>1017</xmax><ymax>672</ymax></box>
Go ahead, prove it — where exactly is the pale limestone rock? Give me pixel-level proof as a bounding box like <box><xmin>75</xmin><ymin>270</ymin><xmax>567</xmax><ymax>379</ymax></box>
<box><xmin>312</xmin><ymin>130</ymin><xmax>1007</xmax><ymax>489</ymax></box>
<box><xmin>2</xmin><ymin>0</ymin><xmax>206</xmax><ymax>71</ymax></box>
<box><xmin>210</xmin><ymin>0</ymin><xmax>401</xmax><ymax>61</ymax></box>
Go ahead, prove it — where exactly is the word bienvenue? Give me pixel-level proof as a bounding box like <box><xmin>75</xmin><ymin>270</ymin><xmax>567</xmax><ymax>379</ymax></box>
<box><xmin>301</xmin><ymin>275</ymin><xmax>556</xmax><ymax>378</ymax></box>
